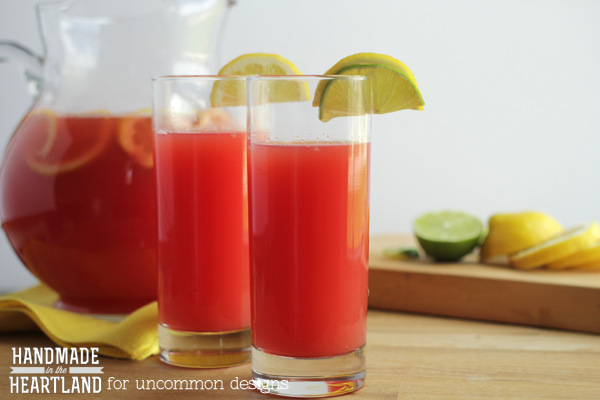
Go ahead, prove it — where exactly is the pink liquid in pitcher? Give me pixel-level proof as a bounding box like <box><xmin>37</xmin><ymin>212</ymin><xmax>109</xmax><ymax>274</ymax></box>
<box><xmin>0</xmin><ymin>113</ymin><xmax>157</xmax><ymax>313</ymax></box>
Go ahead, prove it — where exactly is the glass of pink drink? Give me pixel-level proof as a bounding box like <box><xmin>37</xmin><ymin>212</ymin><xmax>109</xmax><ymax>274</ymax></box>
<box><xmin>153</xmin><ymin>76</ymin><xmax>250</xmax><ymax>368</ymax></box>
<box><xmin>247</xmin><ymin>76</ymin><xmax>372</xmax><ymax>396</ymax></box>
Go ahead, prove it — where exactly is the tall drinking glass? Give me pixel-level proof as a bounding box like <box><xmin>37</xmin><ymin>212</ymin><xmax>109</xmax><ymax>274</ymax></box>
<box><xmin>153</xmin><ymin>76</ymin><xmax>250</xmax><ymax>368</ymax></box>
<box><xmin>247</xmin><ymin>76</ymin><xmax>372</xmax><ymax>396</ymax></box>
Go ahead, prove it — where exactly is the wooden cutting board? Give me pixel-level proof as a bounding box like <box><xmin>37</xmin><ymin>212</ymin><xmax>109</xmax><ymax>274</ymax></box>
<box><xmin>368</xmin><ymin>234</ymin><xmax>600</xmax><ymax>334</ymax></box>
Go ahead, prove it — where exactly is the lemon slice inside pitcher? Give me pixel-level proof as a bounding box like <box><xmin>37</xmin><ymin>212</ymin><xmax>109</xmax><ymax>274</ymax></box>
<box><xmin>26</xmin><ymin>110</ymin><xmax>112</xmax><ymax>175</ymax></box>
<box><xmin>118</xmin><ymin>114</ymin><xmax>154</xmax><ymax>168</ymax></box>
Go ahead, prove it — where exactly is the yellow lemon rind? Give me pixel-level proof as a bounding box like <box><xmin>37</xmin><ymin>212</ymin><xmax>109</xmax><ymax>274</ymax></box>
<box><xmin>217</xmin><ymin>53</ymin><xmax>303</xmax><ymax>76</ymax></box>
<box><xmin>118</xmin><ymin>116</ymin><xmax>154</xmax><ymax>168</ymax></box>
<box><xmin>31</xmin><ymin>109</ymin><xmax>58</xmax><ymax>157</ymax></box>
<box><xmin>211</xmin><ymin>53</ymin><xmax>307</xmax><ymax>108</ymax></box>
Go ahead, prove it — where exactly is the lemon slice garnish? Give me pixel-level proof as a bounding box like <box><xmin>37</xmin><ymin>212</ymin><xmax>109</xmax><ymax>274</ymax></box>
<box><xmin>211</xmin><ymin>53</ymin><xmax>309</xmax><ymax>107</ymax></box>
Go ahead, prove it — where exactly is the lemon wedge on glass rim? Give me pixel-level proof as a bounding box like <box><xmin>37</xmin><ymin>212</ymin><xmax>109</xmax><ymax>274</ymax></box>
<box><xmin>210</xmin><ymin>53</ymin><xmax>310</xmax><ymax>107</ymax></box>
<box><xmin>313</xmin><ymin>53</ymin><xmax>425</xmax><ymax>122</ymax></box>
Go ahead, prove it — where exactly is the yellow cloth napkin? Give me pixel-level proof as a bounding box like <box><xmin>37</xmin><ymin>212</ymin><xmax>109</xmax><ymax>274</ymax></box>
<box><xmin>0</xmin><ymin>284</ymin><xmax>159</xmax><ymax>360</ymax></box>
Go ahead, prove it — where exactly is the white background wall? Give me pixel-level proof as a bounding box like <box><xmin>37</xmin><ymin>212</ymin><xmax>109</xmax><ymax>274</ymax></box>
<box><xmin>1</xmin><ymin>0</ymin><xmax>599</xmax><ymax>291</ymax></box>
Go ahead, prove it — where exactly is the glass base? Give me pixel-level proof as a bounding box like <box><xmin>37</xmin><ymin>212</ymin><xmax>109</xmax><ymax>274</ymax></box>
<box><xmin>159</xmin><ymin>324</ymin><xmax>251</xmax><ymax>368</ymax></box>
<box><xmin>251</xmin><ymin>345</ymin><xmax>366</xmax><ymax>398</ymax></box>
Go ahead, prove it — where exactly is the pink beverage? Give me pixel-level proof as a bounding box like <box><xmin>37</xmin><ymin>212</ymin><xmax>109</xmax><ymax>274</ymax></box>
<box><xmin>248</xmin><ymin>142</ymin><xmax>370</xmax><ymax>357</ymax></box>
<box><xmin>155</xmin><ymin>131</ymin><xmax>249</xmax><ymax>333</ymax></box>
<box><xmin>247</xmin><ymin>75</ymin><xmax>371</xmax><ymax>396</ymax></box>
<box><xmin>154</xmin><ymin>76</ymin><xmax>250</xmax><ymax>368</ymax></box>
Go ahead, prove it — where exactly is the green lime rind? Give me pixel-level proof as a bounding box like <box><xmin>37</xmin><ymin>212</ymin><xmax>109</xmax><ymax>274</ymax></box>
<box><xmin>413</xmin><ymin>211</ymin><xmax>483</xmax><ymax>262</ymax></box>
<box><xmin>317</xmin><ymin>63</ymin><xmax>425</xmax><ymax>122</ymax></box>
<box><xmin>416</xmin><ymin>237</ymin><xmax>480</xmax><ymax>262</ymax></box>
<box><xmin>335</xmin><ymin>63</ymin><xmax>425</xmax><ymax>105</ymax></box>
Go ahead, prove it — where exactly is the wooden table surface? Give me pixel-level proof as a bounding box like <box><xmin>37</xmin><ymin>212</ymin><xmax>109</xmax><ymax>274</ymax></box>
<box><xmin>2</xmin><ymin>309</ymin><xmax>599</xmax><ymax>399</ymax></box>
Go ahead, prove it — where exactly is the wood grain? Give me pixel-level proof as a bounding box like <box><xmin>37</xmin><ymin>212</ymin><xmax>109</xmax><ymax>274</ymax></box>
<box><xmin>2</xmin><ymin>310</ymin><xmax>600</xmax><ymax>399</ymax></box>
<box><xmin>369</xmin><ymin>235</ymin><xmax>600</xmax><ymax>334</ymax></box>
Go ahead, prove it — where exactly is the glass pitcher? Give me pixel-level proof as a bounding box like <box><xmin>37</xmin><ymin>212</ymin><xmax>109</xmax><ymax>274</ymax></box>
<box><xmin>0</xmin><ymin>0</ymin><xmax>233</xmax><ymax>314</ymax></box>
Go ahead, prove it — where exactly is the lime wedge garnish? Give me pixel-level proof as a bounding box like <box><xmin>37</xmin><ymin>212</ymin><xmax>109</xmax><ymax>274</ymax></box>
<box><xmin>313</xmin><ymin>53</ymin><xmax>425</xmax><ymax>122</ymax></box>
<box><xmin>414</xmin><ymin>211</ymin><xmax>482</xmax><ymax>261</ymax></box>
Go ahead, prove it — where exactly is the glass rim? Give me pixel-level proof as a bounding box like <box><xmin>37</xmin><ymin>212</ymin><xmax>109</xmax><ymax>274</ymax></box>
<box><xmin>247</xmin><ymin>75</ymin><xmax>368</xmax><ymax>81</ymax></box>
<box><xmin>153</xmin><ymin>75</ymin><xmax>368</xmax><ymax>82</ymax></box>
<box><xmin>153</xmin><ymin>75</ymin><xmax>247</xmax><ymax>82</ymax></box>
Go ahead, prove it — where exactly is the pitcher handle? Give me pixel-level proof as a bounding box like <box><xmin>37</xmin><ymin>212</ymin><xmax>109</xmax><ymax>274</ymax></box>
<box><xmin>0</xmin><ymin>41</ymin><xmax>44</xmax><ymax>101</ymax></box>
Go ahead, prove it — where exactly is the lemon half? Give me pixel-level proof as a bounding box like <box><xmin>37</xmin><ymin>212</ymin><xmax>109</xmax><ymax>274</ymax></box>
<box><xmin>479</xmin><ymin>212</ymin><xmax>564</xmax><ymax>262</ymax></box>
